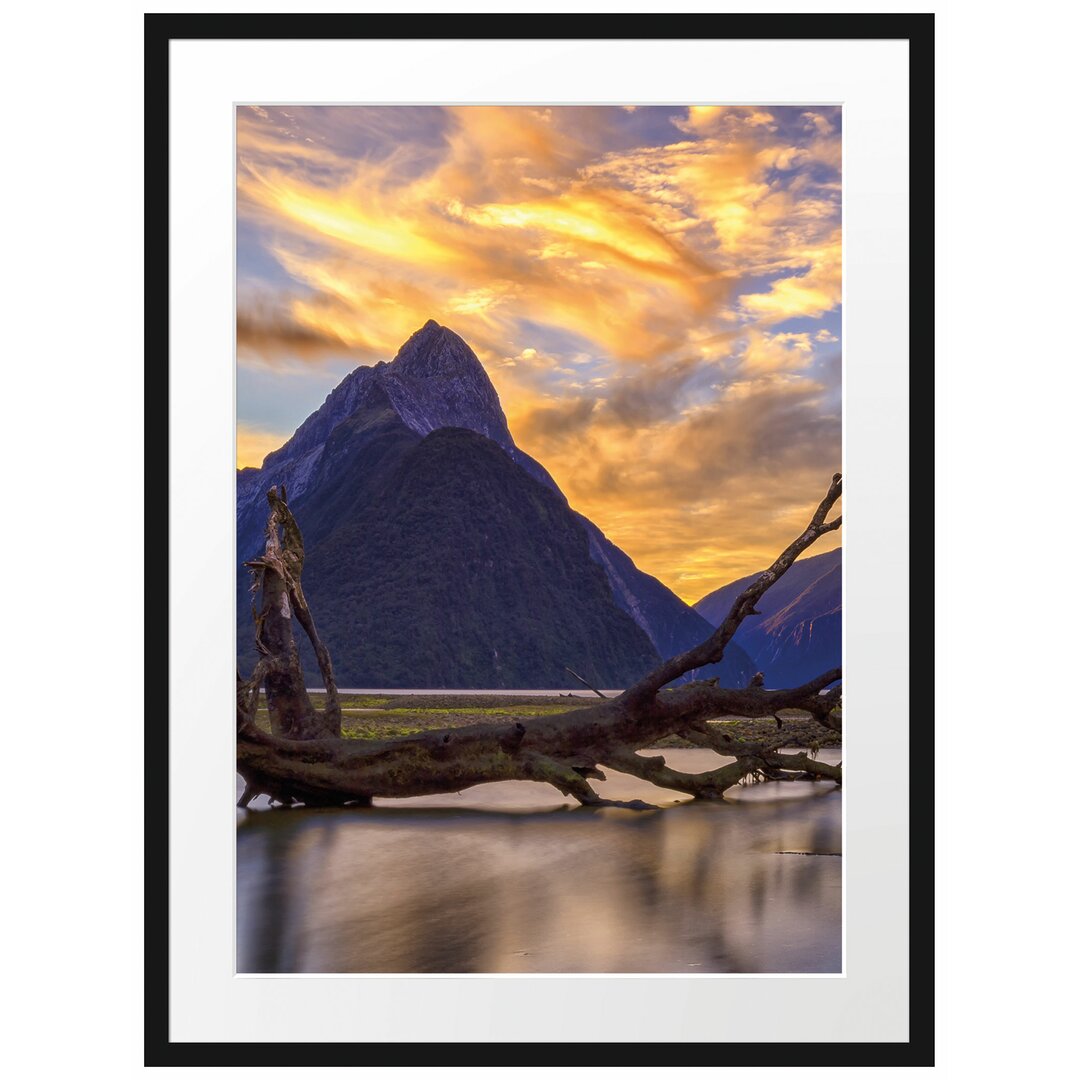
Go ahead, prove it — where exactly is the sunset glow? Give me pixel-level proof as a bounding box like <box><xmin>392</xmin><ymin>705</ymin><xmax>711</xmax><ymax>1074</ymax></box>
<box><xmin>237</xmin><ymin>105</ymin><xmax>841</xmax><ymax>601</ymax></box>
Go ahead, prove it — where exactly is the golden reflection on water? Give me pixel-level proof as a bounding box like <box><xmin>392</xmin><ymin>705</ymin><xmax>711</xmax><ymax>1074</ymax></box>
<box><xmin>237</xmin><ymin>748</ymin><xmax>841</xmax><ymax>974</ymax></box>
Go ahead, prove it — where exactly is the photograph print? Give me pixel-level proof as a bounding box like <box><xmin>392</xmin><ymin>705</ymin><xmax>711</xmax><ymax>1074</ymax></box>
<box><xmin>234</xmin><ymin>104</ymin><xmax>843</xmax><ymax>975</ymax></box>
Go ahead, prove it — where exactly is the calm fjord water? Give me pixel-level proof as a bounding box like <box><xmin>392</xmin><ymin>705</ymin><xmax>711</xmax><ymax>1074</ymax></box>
<box><xmin>237</xmin><ymin>748</ymin><xmax>841</xmax><ymax>974</ymax></box>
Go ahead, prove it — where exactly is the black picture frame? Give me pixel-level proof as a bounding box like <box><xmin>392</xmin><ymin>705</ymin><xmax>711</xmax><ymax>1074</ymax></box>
<box><xmin>145</xmin><ymin>12</ymin><xmax>934</xmax><ymax>1067</ymax></box>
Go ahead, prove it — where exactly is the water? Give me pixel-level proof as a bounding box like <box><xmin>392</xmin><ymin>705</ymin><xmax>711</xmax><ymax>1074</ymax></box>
<box><xmin>237</xmin><ymin>748</ymin><xmax>841</xmax><ymax>974</ymax></box>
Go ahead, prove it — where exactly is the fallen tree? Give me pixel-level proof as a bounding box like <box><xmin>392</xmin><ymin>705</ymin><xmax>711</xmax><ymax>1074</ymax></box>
<box><xmin>237</xmin><ymin>476</ymin><xmax>843</xmax><ymax>810</ymax></box>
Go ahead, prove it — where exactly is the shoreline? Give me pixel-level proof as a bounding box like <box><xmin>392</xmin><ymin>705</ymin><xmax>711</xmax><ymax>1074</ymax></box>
<box><xmin>255</xmin><ymin>691</ymin><xmax>842</xmax><ymax>750</ymax></box>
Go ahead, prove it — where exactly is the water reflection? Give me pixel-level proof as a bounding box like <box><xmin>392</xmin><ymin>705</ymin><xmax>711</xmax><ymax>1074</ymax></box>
<box><xmin>237</xmin><ymin>748</ymin><xmax>841</xmax><ymax>973</ymax></box>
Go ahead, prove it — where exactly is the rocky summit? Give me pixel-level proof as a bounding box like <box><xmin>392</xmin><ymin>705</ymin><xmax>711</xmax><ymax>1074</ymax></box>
<box><xmin>238</xmin><ymin>320</ymin><xmax>513</xmax><ymax>514</ymax></box>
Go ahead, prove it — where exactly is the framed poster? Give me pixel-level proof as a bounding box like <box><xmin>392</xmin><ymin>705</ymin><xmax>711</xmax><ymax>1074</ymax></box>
<box><xmin>147</xmin><ymin>12</ymin><xmax>934</xmax><ymax>1066</ymax></box>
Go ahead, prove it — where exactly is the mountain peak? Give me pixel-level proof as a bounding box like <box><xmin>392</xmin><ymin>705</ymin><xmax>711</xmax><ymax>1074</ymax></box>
<box><xmin>247</xmin><ymin>320</ymin><xmax>516</xmax><ymax>505</ymax></box>
<box><xmin>391</xmin><ymin>319</ymin><xmax>486</xmax><ymax>380</ymax></box>
<box><xmin>238</xmin><ymin>321</ymin><xmax>754</xmax><ymax>679</ymax></box>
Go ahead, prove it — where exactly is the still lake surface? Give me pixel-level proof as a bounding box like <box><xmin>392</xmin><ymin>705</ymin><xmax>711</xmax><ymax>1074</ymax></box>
<box><xmin>237</xmin><ymin>747</ymin><xmax>841</xmax><ymax>974</ymax></box>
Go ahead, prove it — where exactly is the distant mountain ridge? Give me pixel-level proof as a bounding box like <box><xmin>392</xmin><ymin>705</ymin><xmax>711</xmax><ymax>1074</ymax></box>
<box><xmin>693</xmin><ymin>548</ymin><xmax>841</xmax><ymax>688</ymax></box>
<box><xmin>239</xmin><ymin>320</ymin><xmax>752</xmax><ymax>687</ymax></box>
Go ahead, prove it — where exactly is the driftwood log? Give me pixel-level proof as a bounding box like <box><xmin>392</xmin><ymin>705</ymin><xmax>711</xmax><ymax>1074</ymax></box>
<box><xmin>237</xmin><ymin>476</ymin><xmax>843</xmax><ymax>810</ymax></box>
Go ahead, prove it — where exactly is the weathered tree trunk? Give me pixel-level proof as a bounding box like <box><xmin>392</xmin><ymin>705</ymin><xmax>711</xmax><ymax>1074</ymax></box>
<box><xmin>242</xmin><ymin>488</ymin><xmax>340</xmax><ymax>743</ymax></box>
<box><xmin>237</xmin><ymin>476</ymin><xmax>844</xmax><ymax>810</ymax></box>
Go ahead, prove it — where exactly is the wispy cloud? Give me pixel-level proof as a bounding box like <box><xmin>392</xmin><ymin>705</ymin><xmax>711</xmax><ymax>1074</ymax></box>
<box><xmin>236</xmin><ymin>421</ymin><xmax>292</xmax><ymax>471</ymax></box>
<box><xmin>236</xmin><ymin>105</ymin><xmax>842</xmax><ymax>596</ymax></box>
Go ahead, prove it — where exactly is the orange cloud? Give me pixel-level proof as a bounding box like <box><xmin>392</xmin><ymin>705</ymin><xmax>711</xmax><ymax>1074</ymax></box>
<box><xmin>237</xmin><ymin>105</ymin><xmax>842</xmax><ymax>591</ymax></box>
<box><xmin>740</xmin><ymin>329</ymin><xmax>817</xmax><ymax>374</ymax></box>
<box><xmin>739</xmin><ymin>244</ymin><xmax>842</xmax><ymax>323</ymax></box>
<box><xmin>507</xmin><ymin>369</ymin><xmax>841</xmax><ymax>600</ymax></box>
<box><xmin>237</xmin><ymin>422</ymin><xmax>292</xmax><ymax>470</ymax></box>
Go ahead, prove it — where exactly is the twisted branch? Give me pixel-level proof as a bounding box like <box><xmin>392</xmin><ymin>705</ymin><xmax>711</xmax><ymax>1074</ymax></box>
<box><xmin>619</xmin><ymin>473</ymin><xmax>841</xmax><ymax>705</ymax></box>
<box><xmin>237</xmin><ymin>475</ymin><xmax>844</xmax><ymax>808</ymax></box>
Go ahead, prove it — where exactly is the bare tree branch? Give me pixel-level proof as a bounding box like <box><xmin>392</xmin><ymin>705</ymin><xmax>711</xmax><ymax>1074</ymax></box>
<box><xmin>242</xmin><ymin>486</ymin><xmax>340</xmax><ymax>739</ymax></box>
<box><xmin>564</xmin><ymin>666</ymin><xmax>608</xmax><ymax>699</ymax></box>
<box><xmin>266</xmin><ymin>488</ymin><xmax>342</xmax><ymax>734</ymax></box>
<box><xmin>618</xmin><ymin>473</ymin><xmax>842</xmax><ymax>705</ymax></box>
<box><xmin>237</xmin><ymin>475</ymin><xmax>844</xmax><ymax>809</ymax></box>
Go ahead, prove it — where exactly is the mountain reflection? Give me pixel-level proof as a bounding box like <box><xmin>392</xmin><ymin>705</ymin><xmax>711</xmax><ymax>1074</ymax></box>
<box><xmin>237</xmin><ymin>749</ymin><xmax>841</xmax><ymax>974</ymax></box>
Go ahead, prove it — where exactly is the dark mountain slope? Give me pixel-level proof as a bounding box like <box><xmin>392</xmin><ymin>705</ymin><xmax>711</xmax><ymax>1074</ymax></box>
<box><xmin>693</xmin><ymin>547</ymin><xmax>841</xmax><ymax>688</ymax></box>
<box><xmin>288</xmin><ymin>424</ymin><xmax>662</xmax><ymax>688</ymax></box>
<box><xmin>237</xmin><ymin>320</ymin><xmax>741</xmax><ymax>672</ymax></box>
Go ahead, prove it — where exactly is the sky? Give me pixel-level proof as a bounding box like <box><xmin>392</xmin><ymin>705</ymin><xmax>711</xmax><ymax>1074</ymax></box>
<box><xmin>236</xmin><ymin>105</ymin><xmax>841</xmax><ymax>603</ymax></box>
